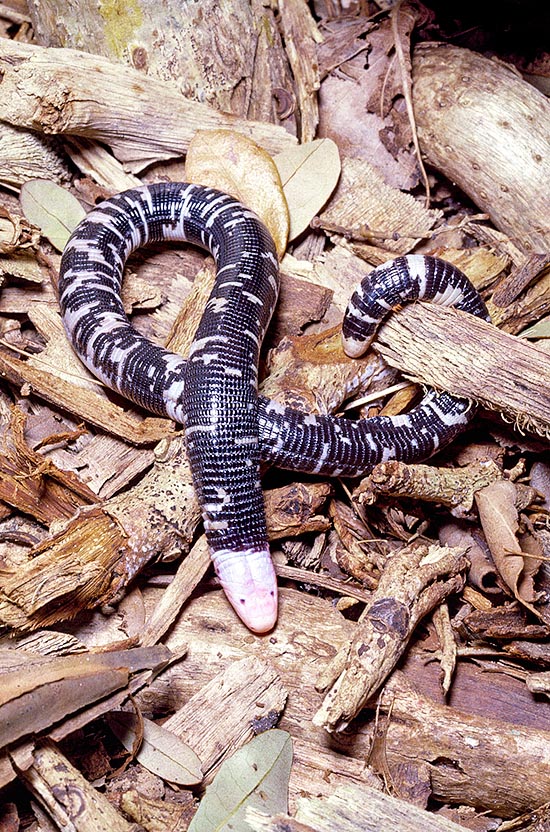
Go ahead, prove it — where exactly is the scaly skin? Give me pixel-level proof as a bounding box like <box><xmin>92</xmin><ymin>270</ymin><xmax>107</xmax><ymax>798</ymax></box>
<box><xmin>211</xmin><ymin>548</ymin><xmax>278</xmax><ymax>632</ymax></box>
<box><xmin>59</xmin><ymin>184</ymin><xmax>489</xmax><ymax>634</ymax></box>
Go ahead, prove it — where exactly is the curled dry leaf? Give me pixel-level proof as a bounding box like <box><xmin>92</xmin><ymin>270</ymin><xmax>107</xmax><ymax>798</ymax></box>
<box><xmin>185</xmin><ymin>129</ymin><xmax>289</xmax><ymax>258</ymax></box>
<box><xmin>274</xmin><ymin>137</ymin><xmax>341</xmax><ymax>241</ymax></box>
<box><xmin>439</xmin><ymin>521</ymin><xmax>501</xmax><ymax>596</ymax></box>
<box><xmin>0</xmin><ymin>663</ymin><xmax>129</xmax><ymax>749</ymax></box>
<box><xmin>108</xmin><ymin>710</ymin><xmax>203</xmax><ymax>786</ymax></box>
<box><xmin>19</xmin><ymin>179</ymin><xmax>86</xmax><ymax>251</ymax></box>
<box><xmin>475</xmin><ymin>480</ymin><xmax>541</xmax><ymax>617</ymax></box>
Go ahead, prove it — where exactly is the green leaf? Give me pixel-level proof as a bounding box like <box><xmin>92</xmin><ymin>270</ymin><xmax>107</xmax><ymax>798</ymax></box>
<box><xmin>20</xmin><ymin>179</ymin><xmax>86</xmax><ymax>252</ymax></box>
<box><xmin>188</xmin><ymin>729</ymin><xmax>292</xmax><ymax>832</ymax></box>
<box><xmin>108</xmin><ymin>711</ymin><xmax>203</xmax><ymax>786</ymax></box>
<box><xmin>520</xmin><ymin>316</ymin><xmax>550</xmax><ymax>339</ymax></box>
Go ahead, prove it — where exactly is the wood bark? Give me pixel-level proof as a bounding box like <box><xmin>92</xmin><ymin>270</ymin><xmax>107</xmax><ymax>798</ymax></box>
<box><xmin>15</xmin><ymin>740</ymin><xmax>139</xmax><ymax>832</ymax></box>
<box><xmin>140</xmin><ymin>587</ymin><xmax>550</xmax><ymax>817</ymax></box>
<box><xmin>27</xmin><ymin>0</ymin><xmax>296</xmax><ymax>129</ymax></box>
<box><xmin>0</xmin><ymin>122</ymin><xmax>68</xmax><ymax>189</ymax></box>
<box><xmin>375</xmin><ymin>302</ymin><xmax>550</xmax><ymax>439</ymax></box>
<box><xmin>313</xmin><ymin>544</ymin><xmax>468</xmax><ymax>731</ymax></box>
<box><xmin>412</xmin><ymin>43</ymin><xmax>550</xmax><ymax>254</ymax></box>
<box><xmin>249</xmin><ymin>784</ymin><xmax>472</xmax><ymax>832</ymax></box>
<box><xmin>0</xmin><ymin>38</ymin><xmax>294</xmax><ymax>171</ymax></box>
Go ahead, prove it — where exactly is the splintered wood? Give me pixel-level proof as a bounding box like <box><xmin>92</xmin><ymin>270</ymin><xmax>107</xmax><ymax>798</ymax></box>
<box><xmin>313</xmin><ymin>544</ymin><xmax>469</xmax><ymax>731</ymax></box>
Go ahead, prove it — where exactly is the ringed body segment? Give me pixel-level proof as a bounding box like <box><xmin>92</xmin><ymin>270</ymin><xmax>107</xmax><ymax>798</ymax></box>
<box><xmin>59</xmin><ymin>184</ymin><xmax>489</xmax><ymax>632</ymax></box>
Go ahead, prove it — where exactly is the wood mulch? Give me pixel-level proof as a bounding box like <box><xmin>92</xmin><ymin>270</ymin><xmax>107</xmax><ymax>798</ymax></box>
<box><xmin>0</xmin><ymin>1</ymin><xmax>549</xmax><ymax>830</ymax></box>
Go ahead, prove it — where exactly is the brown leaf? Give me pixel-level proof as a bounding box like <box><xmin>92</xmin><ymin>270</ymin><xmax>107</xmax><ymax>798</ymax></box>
<box><xmin>0</xmin><ymin>662</ymin><xmax>129</xmax><ymax>748</ymax></box>
<box><xmin>186</xmin><ymin>129</ymin><xmax>289</xmax><ymax>257</ymax></box>
<box><xmin>475</xmin><ymin>481</ymin><xmax>540</xmax><ymax>614</ymax></box>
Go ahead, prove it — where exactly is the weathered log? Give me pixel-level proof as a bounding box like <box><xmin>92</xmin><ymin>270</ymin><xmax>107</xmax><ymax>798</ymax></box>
<box><xmin>412</xmin><ymin>43</ymin><xmax>550</xmax><ymax>254</ymax></box>
<box><xmin>0</xmin><ymin>39</ymin><xmax>294</xmax><ymax>171</ymax></box>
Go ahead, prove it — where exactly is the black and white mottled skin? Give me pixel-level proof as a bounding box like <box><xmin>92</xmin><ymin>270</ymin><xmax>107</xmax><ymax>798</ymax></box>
<box><xmin>59</xmin><ymin>182</ymin><xmax>489</xmax><ymax>633</ymax></box>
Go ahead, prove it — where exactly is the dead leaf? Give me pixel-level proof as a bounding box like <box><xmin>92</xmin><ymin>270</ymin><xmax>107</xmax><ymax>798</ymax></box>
<box><xmin>186</xmin><ymin>129</ymin><xmax>289</xmax><ymax>257</ymax></box>
<box><xmin>19</xmin><ymin>179</ymin><xmax>86</xmax><ymax>251</ymax></box>
<box><xmin>475</xmin><ymin>481</ymin><xmax>541</xmax><ymax>615</ymax></box>
<box><xmin>274</xmin><ymin>138</ymin><xmax>340</xmax><ymax>241</ymax></box>
<box><xmin>108</xmin><ymin>711</ymin><xmax>203</xmax><ymax>786</ymax></box>
<box><xmin>0</xmin><ymin>663</ymin><xmax>129</xmax><ymax>749</ymax></box>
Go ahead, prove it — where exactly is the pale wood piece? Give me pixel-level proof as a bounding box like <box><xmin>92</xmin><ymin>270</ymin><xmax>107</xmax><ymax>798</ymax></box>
<box><xmin>248</xmin><ymin>783</ymin><xmax>469</xmax><ymax>831</ymax></box>
<box><xmin>412</xmin><ymin>43</ymin><xmax>550</xmax><ymax>254</ymax></box>
<box><xmin>277</xmin><ymin>0</ymin><xmax>322</xmax><ymax>142</ymax></box>
<box><xmin>141</xmin><ymin>587</ymin><xmax>550</xmax><ymax>817</ymax></box>
<box><xmin>0</xmin><ymin>121</ymin><xmax>68</xmax><ymax>190</ymax></box>
<box><xmin>65</xmin><ymin>137</ymin><xmax>142</xmax><ymax>192</ymax></box>
<box><xmin>319</xmin><ymin>157</ymin><xmax>443</xmax><ymax>260</ymax></box>
<box><xmin>252</xmin><ymin>784</ymin><xmax>472</xmax><ymax>832</ymax></box>
<box><xmin>355</xmin><ymin>459</ymin><xmax>503</xmax><ymax>513</ymax></box>
<box><xmin>374</xmin><ymin>301</ymin><xmax>550</xmax><ymax>439</ymax></box>
<box><xmin>15</xmin><ymin>740</ymin><xmax>140</xmax><ymax>832</ymax></box>
<box><xmin>0</xmin><ymin>39</ymin><xmax>295</xmax><ymax>172</ymax></box>
<box><xmin>313</xmin><ymin>544</ymin><xmax>468</xmax><ymax>731</ymax></box>
<box><xmin>139</xmin><ymin>537</ymin><xmax>211</xmax><ymax>648</ymax></box>
<box><xmin>431</xmin><ymin>603</ymin><xmax>456</xmax><ymax>695</ymax></box>
<box><xmin>162</xmin><ymin>655</ymin><xmax>288</xmax><ymax>778</ymax></box>
<box><xmin>28</xmin><ymin>0</ymin><xmax>294</xmax><ymax>129</ymax></box>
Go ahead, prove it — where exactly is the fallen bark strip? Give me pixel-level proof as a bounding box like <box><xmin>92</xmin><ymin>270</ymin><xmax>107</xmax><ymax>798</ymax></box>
<box><xmin>313</xmin><ymin>544</ymin><xmax>469</xmax><ymax>732</ymax></box>
<box><xmin>375</xmin><ymin>302</ymin><xmax>550</xmax><ymax>438</ymax></box>
<box><xmin>139</xmin><ymin>536</ymin><xmax>211</xmax><ymax>648</ymax></box>
<box><xmin>0</xmin><ymin>350</ymin><xmax>174</xmax><ymax>445</ymax></box>
<box><xmin>0</xmin><ymin>38</ymin><xmax>295</xmax><ymax>169</ymax></box>
<box><xmin>153</xmin><ymin>588</ymin><xmax>550</xmax><ymax>817</ymax></box>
